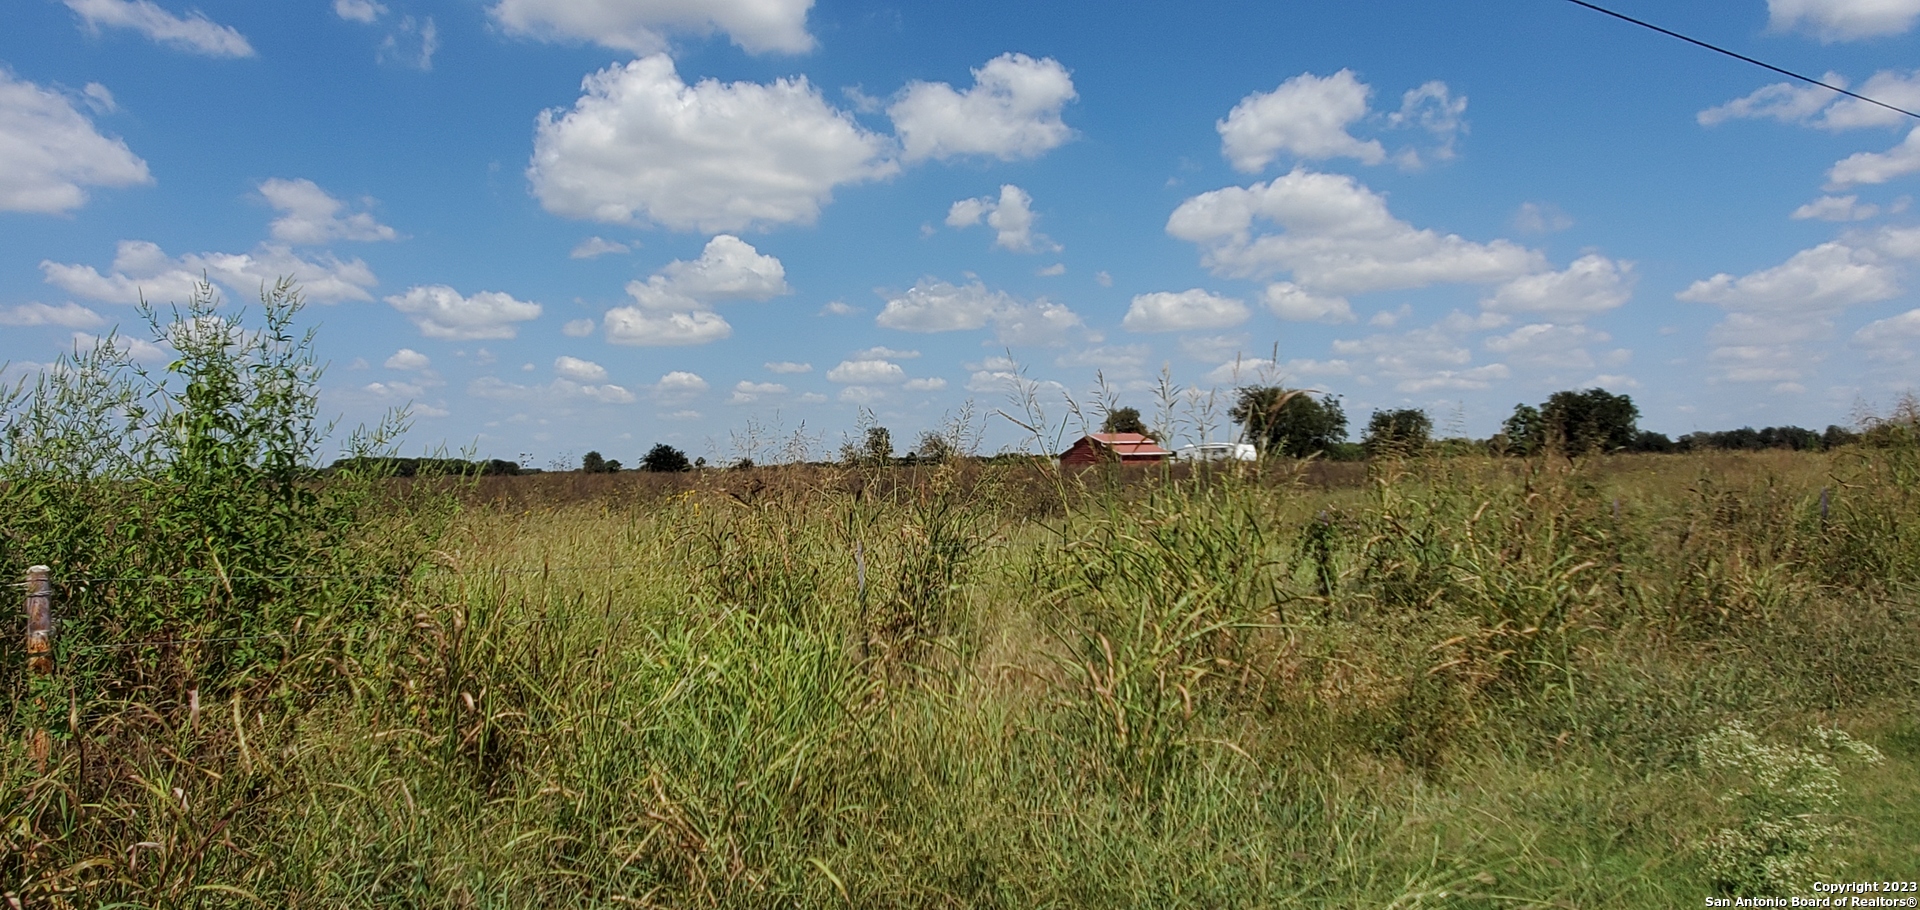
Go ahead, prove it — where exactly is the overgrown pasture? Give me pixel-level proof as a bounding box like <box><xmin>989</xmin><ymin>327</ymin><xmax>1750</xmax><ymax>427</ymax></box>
<box><xmin>4</xmin><ymin>283</ymin><xmax>1919</xmax><ymax>906</ymax></box>
<box><xmin>5</xmin><ymin>442</ymin><xmax>1919</xmax><ymax>907</ymax></box>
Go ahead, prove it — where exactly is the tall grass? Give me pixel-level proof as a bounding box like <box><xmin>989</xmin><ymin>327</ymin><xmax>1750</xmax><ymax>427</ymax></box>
<box><xmin>5</xmin><ymin>299</ymin><xmax>1919</xmax><ymax>904</ymax></box>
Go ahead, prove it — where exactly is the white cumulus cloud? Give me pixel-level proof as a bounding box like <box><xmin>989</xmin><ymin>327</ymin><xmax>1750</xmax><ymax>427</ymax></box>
<box><xmin>1793</xmin><ymin>194</ymin><xmax>1881</xmax><ymax>220</ymax></box>
<box><xmin>605</xmin><ymin>308</ymin><xmax>732</xmax><ymax>346</ymax></box>
<box><xmin>1821</xmin><ymin>70</ymin><xmax>1920</xmax><ymax>128</ymax></box>
<box><xmin>1698</xmin><ymin>76</ymin><xmax>1846</xmax><ymax>127</ymax></box>
<box><xmin>826</xmin><ymin>359</ymin><xmax>906</xmax><ymax>384</ymax></box>
<box><xmin>1262</xmin><ymin>283</ymin><xmax>1355</xmax><ymax>323</ymax></box>
<box><xmin>1395</xmin><ymin>363</ymin><xmax>1510</xmax><ymax>394</ymax></box>
<box><xmin>875</xmin><ymin>278</ymin><xmax>1086</xmax><ymax>344</ymax></box>
<box><xmin>653</xmin><ymin>371</ymin><xmax>708</xmax><ymax>397</ymax></box>
<box><xmin>387</xmin><ymin>285</ymin><xmax>543</xmax><ymax>340</ymax></box>
<box><xmin>0</xmin><ymin>69</ymin><xmax>150</xmax><ymax>215</ymax></box>
<box><xmin>946</xmin><ymin>184</ymin><xmax>1056</xmax><ymax>252</ymax></box>
<box><xmin>530</xmin><ymin>55</ymin><xmax>895</xmax><ymax>232</ymax></box>
<box><xmin>1681</xmin><ymin>226</ymin><xmax>1920</xmax><ymax>382</ymax></box>
<box><xmin>1480</xmin><ymin>255</ymin><xmax>1634</xmax><ymax>322</ymax></box>
<box><xmin>1853</xmin><ymin>307</ymin><xmax>1920</xmax><ymax>359</ymax></box>
<box><xmin>471</xmin><ymin>375</ymin><xmax>635</xmax><ymax>405</ymax></box>
<box><xmin>730</xmin><ymin>380</ymin><xmax>788</xmax><ymax>403</ymax></box>
<box><xmin>876</xmin><ymin>278</ymin><xmax>1012</xmax><ymax>333</ymax></box>
<box><xmin>0</xmin><ymin>302</ymin><xmax>106</xmax><ymax>328</ymax></box>
<box><xmin>1482</xmin><ymin>323</ymin><xmax>1612</xmax><ymax>370</ymax></box>
<box><xmin>63</xmin><ymin>0</ymin><xmax>254</xmax><ymax>57</ymax></box>
<box><xmin>570</xmin><ymin>236</ymin><xmax>631</xmax><ymax>259</ymax></box>
<box><xmin>1218</xmin><ymin>69</ymin><xmax>1384</xmax><ymax>172</ymax></box>
<box><xmin>765</xmin><ymin>360</ymin><xmax>812</xmax><ymax>373</ymax></box>
<box><xmin>44</xmin><ymin>239</ymin><xmax>377</xmax><ymax>304</ymax></box>
<box><xmin>1167</xmin><ymin>168</ymin><xmax>1541</xmax><ymax>294</ymax></box>
<box><xmin>1218</xmin><ymin>71</ymin><xmax>1463</xmax><ymax>172</ymax></box>
<box><xmin>554</xmin><ymin>355</ymin><xmax>609</xmax><ymax>382</ymax></box>
<box><xmin>385</xmin><ymin>348</ymin><xmax>430</xmax><ymax>370</ymax></box>
<box><xmin>629</xmin><ymin>234</ymin><xmax>789</xmax><ymax>305</ymax></box>
<box><xmin>1702</xmin><ymin>70</ymin><xmax>1920</xmax><ymax>131</ymax></box>
<box><xmin>1322</xmin><ymin>311</ymin><xmax>1520</xmax><ymax>392</ymax></box>
<box><xmin>889</xmin><ymin>53</ymin><xmax>1076</xmax><ymax>162</ymax></box>
<box><xmin>1769</xmin><ymin>0</ymin><xmax>1920</xmax><ymax>41</ymax></box>
<box><xmin>334</xmin><ymin>0</ymin><xmax>386</xmax><ymax>23</ymax></box>
<box><xmin>1054</xmin><ymin>344</ymin><xmax>1150</xmax><ymax>378</ymax></box>
<box><xmin>993</xmin><ymin>299</ymin><xmax>1087</xmax><ymax>346</ymax></box>
<box><xmin>1387</xmin><ymin>81</ymin><xmax>1468</xmax><ymax>167</ymax></box>
<box><xmin>846</xmin><ymin>346</ymin><xmax>915</xmax><ymax>361</ymax></box>
<box><xmin>1678</xmin><ymin>232</ymin><xmax>1915</xmax><ymax>313</ymax></box>
<box><xmin>603</xmin><ymin>234</ymin><xmax>790</xmax><ymax>346</ymax></box>
<box><xmin>1828</xmin><ymin>126</ymin><xmax>1920</xmax><ymax>187</ymax></box>
<box><xmin>259</xmin><ymin>178</ymin><xmax>398</xmax><ymax>245</ymax></box>
<box><xmin>1122</xmin><ymin>289</ymin><xmax>1249</xmax><ymax>333</ymax></box>
<box><xmin>489</xmin><ymin>0</ymin><xmax>815</xmax><ymax>55</ymax></box>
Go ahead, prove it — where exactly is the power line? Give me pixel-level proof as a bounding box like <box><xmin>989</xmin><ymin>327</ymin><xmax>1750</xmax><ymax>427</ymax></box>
<box><xmin>1558</xmin><ymin>0</ymin><xmax>1920</xmax><ymax>121</ymax></box>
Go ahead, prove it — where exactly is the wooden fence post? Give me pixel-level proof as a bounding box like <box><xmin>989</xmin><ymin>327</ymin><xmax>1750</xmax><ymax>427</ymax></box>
<box><xmin>25</xmin><ymin>565</ymin><xmax>52</xmax><ymax>772</ymax></box>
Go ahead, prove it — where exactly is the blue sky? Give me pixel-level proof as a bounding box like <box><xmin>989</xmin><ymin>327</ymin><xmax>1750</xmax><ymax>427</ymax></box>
<box><xmin>4</xmin><ymin>0</ymin><xmax>1920</xmax><ymax>464</ymax></box>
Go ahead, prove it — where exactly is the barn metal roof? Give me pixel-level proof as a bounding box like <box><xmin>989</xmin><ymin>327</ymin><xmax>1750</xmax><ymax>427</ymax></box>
<box><xmin>1065</xmin><ymin>433</ymin><xmax>1172</xmax><ymax>458</ymax></box>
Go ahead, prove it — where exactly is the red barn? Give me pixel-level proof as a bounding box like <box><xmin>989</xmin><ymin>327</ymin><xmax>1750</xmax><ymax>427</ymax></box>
<box><xmin>1058</xmin><ymin>433</ymin><xmax>1172</xmax><ymax>467</ymax></box>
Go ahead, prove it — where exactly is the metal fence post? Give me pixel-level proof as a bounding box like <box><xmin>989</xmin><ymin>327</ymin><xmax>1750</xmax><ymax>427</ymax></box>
<box><xmin>25</xmin><ymin>565</ymin><xmax>52</xmax><ymax>772</ymax></box>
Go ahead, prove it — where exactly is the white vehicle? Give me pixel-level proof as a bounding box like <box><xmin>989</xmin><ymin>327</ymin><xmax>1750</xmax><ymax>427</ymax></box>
<box><xmin>1175</xmin><ymin>442</ymin><xmax>1257</xmax><ymax>462</ymax></box>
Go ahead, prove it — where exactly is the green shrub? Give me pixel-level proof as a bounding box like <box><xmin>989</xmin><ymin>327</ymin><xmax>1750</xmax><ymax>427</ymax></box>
<box><xmin>0</xmin><ymin>277</ymin><xmax>450</xmax><ymax>699</ymax></box>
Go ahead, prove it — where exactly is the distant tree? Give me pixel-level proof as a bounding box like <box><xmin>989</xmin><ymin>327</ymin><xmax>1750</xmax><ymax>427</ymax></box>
<box><xmin>694</xmin><ymin>456</ymin><xmax>708</xmax><ymax>469</ymax></box>
<box><xmin>641</xmin><ymin>443</ymin><xmax>691</xmax><ymax>473</ymax></box>
<box><xmin>1230</xmin><ymin>386</ymin><xmax>1347</xmax><ymax>458</ymax></box>
<box><xmin>1498</xmin><ymin>403</ymin><xmax>1545</xmax><ymax>455</ymax></box>
<box><xmin>1630</xmin><ymin>430</ymin><xmax>1676</xmax><ymax>453</ymax></box>
<box><xmin>915</xmin><ymin>429</ymin><xmax>956</xmax><ymax>464</ymax></box>
<box><xmin>1762</xmin><ymin>426</ymin><xmax>1822</xmax><ymax>451</ymax></box>
<box><xmin>581</xmin><ymin>450</ymin><xmax>608</xmax><ymax>473</ymax></box>
<box><xmin>1678</xmin><ymin>425</ymin><xmax>1824</xmax><ymax>453</ymax></box>
<box><xmin>1541</xmin><ymin>388</ymin><xmax>1639</xmax><ymax>454</ymax></box>
<box><xmin>865</xmin><ymin>425</ymin><xmax>894</xmax><ymax>465</ymax></box>
<box><xmin>1101</xmin><ymin>406</ymin><xmax>1149</xmax><ymax>436</ymax></box>
<box><xmin>1362</xmin><ymin>408</ymin><xmax>1432</xmax><ymax>457</ymax></box>
<box><xmin>604</xmin><ymin>459</ymin><xmax>622</xmax><ymax>472</ymax></box>
<box><xmin>1824</xmin><ymin>425</ymin><xmax>1860</xmax><ymax>449</ymax></box>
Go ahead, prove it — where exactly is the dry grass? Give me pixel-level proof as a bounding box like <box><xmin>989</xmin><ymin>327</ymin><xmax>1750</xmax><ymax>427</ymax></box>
<box><xmin>5</xmin><ymin>447</ymin><xmax>1919</xmax><ymax>907</ymax></box>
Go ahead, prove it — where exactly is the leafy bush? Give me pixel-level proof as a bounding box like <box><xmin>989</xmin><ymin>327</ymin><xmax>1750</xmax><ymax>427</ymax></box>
<box><xmin>0</xmin><ymin>278</ymin><xmax>448</xmax><ymax>695</ymax></box>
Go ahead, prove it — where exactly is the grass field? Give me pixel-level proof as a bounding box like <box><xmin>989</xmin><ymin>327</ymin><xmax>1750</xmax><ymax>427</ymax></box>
<box><xmin>5</xmin><ymin>444</ymin><xmax>1920</xmax><ymax>907</ymax></box>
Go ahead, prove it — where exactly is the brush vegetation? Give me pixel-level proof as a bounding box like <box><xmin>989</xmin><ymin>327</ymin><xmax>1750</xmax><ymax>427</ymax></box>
<box><xmin>4</xmin><ymin>284</ymin><xmax>1920</xmax><ymax>907</ymax></box>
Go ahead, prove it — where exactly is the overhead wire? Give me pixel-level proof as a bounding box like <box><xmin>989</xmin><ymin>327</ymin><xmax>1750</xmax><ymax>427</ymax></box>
<box><xmin>1557</xmin><ymin>0</ymin><xmax>1920</xmax><ymax>121</ymax></box>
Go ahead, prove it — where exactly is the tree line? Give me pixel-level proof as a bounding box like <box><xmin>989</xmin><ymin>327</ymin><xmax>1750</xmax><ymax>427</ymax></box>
<box><xmin>1225</xmin><ymin>385</ymin><xmax>1894</xmax><ymax>460</ymax></box>
<box><xmin>455</xmin><ymin>385</ymin><xmax>1909</xmax><ymax>475</ymax></box>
